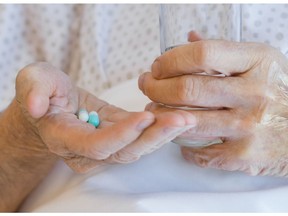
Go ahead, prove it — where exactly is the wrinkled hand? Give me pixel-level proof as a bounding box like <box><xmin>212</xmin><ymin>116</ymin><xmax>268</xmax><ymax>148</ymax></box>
<box><xmin>139</xmin><ymin>38</ymin><xmax>288</xmax><ymax>177</ymax></box>
<box><xmin>14</xmin><ymin>62</ymin><xmax>196</xmax><ymax>173</ymax></box>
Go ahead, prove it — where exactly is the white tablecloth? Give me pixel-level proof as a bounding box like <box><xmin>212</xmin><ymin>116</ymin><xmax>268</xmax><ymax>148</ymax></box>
<box><xmin>20</xmin><ymin>79</ymin><xmax>288</xmax><ymax>212</ymax></box>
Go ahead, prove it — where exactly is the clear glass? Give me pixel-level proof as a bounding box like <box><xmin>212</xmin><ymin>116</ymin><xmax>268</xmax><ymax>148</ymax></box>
<box><xmin>160</xmin><ymin>4</ymin><xmax>242</xmax><ymax>53</ymax></box>
<box><xmin>159</xmin><ymin>4</ymin><xmax>242</xmax><ymax>147</ymax></box>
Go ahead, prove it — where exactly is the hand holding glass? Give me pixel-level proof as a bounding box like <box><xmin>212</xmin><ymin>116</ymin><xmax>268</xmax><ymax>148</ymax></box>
<box><xmin>159</xmin><ymin>4</ymin><xmax>241</xmax><ymax>147</ymax></box>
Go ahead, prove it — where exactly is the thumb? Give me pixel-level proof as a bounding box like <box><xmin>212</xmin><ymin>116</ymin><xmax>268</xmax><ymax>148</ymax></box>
<box><xmin>26</xmin><ymin>86</ymin><xmax>50</xmax><ymax>119</ymax></box>
<box><xmin>187</xmin><ymin>31</ymin><xmax>202</xmax><ymax>42</ymax></box>
<box><xmin>16</xmin><ymin>63</ymin><xmax>57</xmax><ymax>119</ymax></box>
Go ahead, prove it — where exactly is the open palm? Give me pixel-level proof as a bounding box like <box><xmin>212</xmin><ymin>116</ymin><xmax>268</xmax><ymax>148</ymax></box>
<box><xmin>15</xmin><ymin>62</ymin><xmax>196</xmax><ymax>173</ymax></box>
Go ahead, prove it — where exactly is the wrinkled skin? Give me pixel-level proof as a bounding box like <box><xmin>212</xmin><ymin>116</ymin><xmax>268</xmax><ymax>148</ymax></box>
<box><xmin>139</xmin><ymin>34</ymin><xmax>288</xmax><ymax>177</ymax></box>
<box><xmin>14</xmin><ymin>62</ymin><xmax>197</xmax><ymax>173</ymax></box>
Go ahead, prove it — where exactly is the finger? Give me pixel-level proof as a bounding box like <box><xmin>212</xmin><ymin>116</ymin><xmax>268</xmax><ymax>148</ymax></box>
<box><xmin>180</xmin><ymin>141</ymin><xmax>243</xmax><ymax>171</ymax></box>
<box><xmin>107</xmin><ymin>110</ymin><xmax>197</xmax><ymax>163</ymax></box>
<box><xmin>101</xmin><ymin>109</ymin><xmax>135</xmax><ymax>123</ymax></box>
<box><xmin>25</xmin><ymin>86</ymin><xmax>51</xmax><ymax>119</ymax></box>
<box><xmin>187</xmin><ymin>31</ymin><xmax>222</xmax><ymax>76</ymax></box>
<box><xmin>81</xmin><ymin>90</ymin><xmax>127</xmax><ymax>115</ymax></box>
<box><xmin>98</xmin><ymin>111</ymin><xmax>138</xmax><ymax>128</ymax></box>
<box><xmin>140</xmin><ymin>72</ymin><xmax>254</xmax><ymax>108</ymax></box>
<box><xmin>150</xmin><ymin>40</ymin><xmax>269</xmax><ymax>79</ymax></box>
<box><xmin>146</xmin><ymin>102</ymin><xmax>251</xmax><ymax>139</ymax></box>
<box><xmin>16</xmin><ymin>69</ymin><xmax>51</xmax><ymax>118</ymax></box>
<box><xmin>40</xmin><ymin>111</ymin><xmax>156</xmax><ymax>160</ymax></box>
<box><xmin>16</xmin><ymin>62</ymin><xmax>74</xmax><ymax>118</ymax></box>
<box><xmin>180</xmin><ymin>138</ymin><xmax>253</xmax><ymax>174</ymax></box>
<box><xmin>187</xmin><ymin>31</ymin><xmax>202</xmax><ymax>42</ymax></box>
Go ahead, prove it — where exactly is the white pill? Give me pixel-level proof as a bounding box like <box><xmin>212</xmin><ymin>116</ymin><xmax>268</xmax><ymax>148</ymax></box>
<box><xmin>78</xmin><ymin>109</ymin><xmax>89</xmax><ymax>122</ymax></box>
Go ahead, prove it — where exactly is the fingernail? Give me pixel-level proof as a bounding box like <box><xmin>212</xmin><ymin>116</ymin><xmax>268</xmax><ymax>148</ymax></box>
<box><xmin>137</xmin><ymin>118</ymin><xmax>154</xmax><ymax>131</ymax></box>
<box><xmin>151</xmin><ymin>59</ymin><xmax>161</xmax><ymax>78</ymax></box>
<box><xmin>138</xmin><ymin>73</ymin><xmax>146</xmax><ymax>93</ymax></box>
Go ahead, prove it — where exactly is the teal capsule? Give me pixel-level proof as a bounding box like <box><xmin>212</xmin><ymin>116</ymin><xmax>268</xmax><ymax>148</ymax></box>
<box><xmin>88</xmin><ymin>111</ymin><xmax>100</xmax><ymax>128</ymax></box>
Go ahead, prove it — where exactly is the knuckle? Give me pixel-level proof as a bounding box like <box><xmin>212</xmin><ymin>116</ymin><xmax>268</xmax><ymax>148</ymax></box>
<box><xmin>111</xmin><ymin>150</ymin><xmax>140</xmax><ymax>164</ymax></box>
<box><xmin>192</xmin><ymin>40</ymin><xmax>209</xmax><ymax>66</ymax></box>
<box><xmin>194</xmin><ymin>156</ymin><xmax>209</xmax><ymax>168</ymax></box>
<box><xmin>230</xmin><ymin>118</ymin><xmax>245</xmax><ymax>132</ymax></box>
<box><xmin>230</xmin><ymin>115</ymin><xmax>253</xmax><ymax>136</ymax></box>
<box><xmin>176</xmin><ymin>76</ymin><xmax>199</xmax><ymax>103</ymax></box>
<box><xmin>117</xmin><ymin>135</ymin><xmax>131</xmax><ymax>147</ymax></box>
<box><xmin>91</xmin><ymin>150</ymin><xmax>111</xmax><ymax>160</ymax></box>
<box><xmin>249</xmin><ymin>43</ymin><xmax>279</xmax><ymax>65</ymax></box>
<box><xmin>254</xmin><ymin>42</ymin><xmax>275</xmax><ymax>54</ymax></box>
<box><xmin>195</xmin><ymin>155</ymin><xmax>229</xmax><ymax>170</ymax></box>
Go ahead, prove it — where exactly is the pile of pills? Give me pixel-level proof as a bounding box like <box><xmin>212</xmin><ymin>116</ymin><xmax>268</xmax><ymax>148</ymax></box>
<box><xmin>77</xmin><ymin>108</ymin><xmax>100</xmax><ymax>128</ymax></box>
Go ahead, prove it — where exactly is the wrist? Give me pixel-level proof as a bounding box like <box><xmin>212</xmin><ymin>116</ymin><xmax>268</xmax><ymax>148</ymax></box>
<box><xmin>0</xmin><ymin>99</ymin><xmax>58</xmax><ymax>211</ymax></box>
<box><xmin>0</xmin><ymin>99</ymin><xmax>50</xmax><ymax>154</ymax></box>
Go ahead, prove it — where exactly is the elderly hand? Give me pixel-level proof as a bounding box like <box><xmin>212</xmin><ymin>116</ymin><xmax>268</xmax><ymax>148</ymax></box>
<box><xmin>138</xmin><ymin>40</ymin><xmax>288</xmax><ymax>177</ymax></box>
<box><xmin>13</xmin><ymin>62</ymin><xmax>196</xmax><ymax>173</ymax></box>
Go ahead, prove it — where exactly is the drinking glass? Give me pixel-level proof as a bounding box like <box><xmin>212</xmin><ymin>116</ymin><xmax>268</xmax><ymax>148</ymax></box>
<box><xmin>160</xmin><ymin>4</ymin><xmax>242</xmax><ymax>53</ymax></box>
<box><xmin>159</xmin><ymin>4</ymin><xmax>242</xmax><ymax>147</ymax></box>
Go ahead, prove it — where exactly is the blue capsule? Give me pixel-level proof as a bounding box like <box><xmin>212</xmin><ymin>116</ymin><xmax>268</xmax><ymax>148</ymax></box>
<box><xmin>88</xmin><ymin>111</ymin><xmax>100</xmax><ymax>128</ymax></box>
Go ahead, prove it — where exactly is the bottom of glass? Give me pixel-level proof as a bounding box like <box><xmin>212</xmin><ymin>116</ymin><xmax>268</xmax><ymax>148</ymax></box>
<box><xmin>172</xmin><ymin>137</ymin><xmax>223</xmax><ymax>148</ymax></box>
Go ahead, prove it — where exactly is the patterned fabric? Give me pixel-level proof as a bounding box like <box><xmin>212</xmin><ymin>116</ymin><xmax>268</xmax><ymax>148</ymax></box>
<box><xmin>0</xmin><ymin>4</ymin><xmax>288</xmax><ymax>110</ymax></box>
